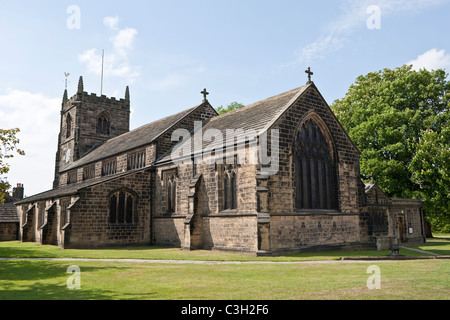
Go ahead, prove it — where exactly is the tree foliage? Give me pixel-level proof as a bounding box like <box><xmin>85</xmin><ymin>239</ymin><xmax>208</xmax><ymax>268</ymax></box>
<box><xmin>331</xmin><ymin>65</ymin><xmax>450</xmax><ymax>231</ymax></box>
<box><xmin>216</xmin><ymin>102</ymin><xmax>244</xmax><ymax>115</ymax></box>
<box><xmin>0</xmin><ymin>128</ymin><xmax>25</xmax><ymax>203</ymax></box>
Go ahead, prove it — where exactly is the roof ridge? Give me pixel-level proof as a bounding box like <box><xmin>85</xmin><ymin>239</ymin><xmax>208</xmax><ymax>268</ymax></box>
<box><xmin>61</xmin><ymin>102</ymin><xmax>209</xmax><ymax>173</ymax></box>
<box><xmin>210</xmin><ymin>86</ymin><xmax>305</xmax><ymax>121</ymax></box>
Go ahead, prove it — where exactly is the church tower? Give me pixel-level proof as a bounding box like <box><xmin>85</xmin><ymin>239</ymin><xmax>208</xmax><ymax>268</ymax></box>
<box><xmin>53</xmin><ymin>76</ymin><xmax>130</xmax><ymax>188</ymax></box>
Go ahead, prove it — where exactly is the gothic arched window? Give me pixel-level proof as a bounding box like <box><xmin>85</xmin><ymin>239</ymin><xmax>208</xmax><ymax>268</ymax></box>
<box><xmin>109</xmin><ymin>189</ymin><xmax>136</xmax><ymax>224</ymax></box>
<box><xmin>97</xmin><ymin>113</ymin><xmax>110</xmax><ymax>136</ymax></box>
<box><xmin>294</xmin><ymin>117</ymin><xmax>338</xmax><ymax>210</ymax></box>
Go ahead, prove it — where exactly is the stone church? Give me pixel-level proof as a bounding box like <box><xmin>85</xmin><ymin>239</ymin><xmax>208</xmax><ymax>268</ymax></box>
<box><xmin>14</xmin><ymin>73</ymin><xmax>426</xmax><ymax>254</ymax></box>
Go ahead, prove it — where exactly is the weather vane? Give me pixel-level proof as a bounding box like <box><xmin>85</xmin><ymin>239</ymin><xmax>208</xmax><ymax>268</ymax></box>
<box><xmin>64</xmin><ymin>72</ymin><xmax>70</xmax><ymax>90</ymax></box>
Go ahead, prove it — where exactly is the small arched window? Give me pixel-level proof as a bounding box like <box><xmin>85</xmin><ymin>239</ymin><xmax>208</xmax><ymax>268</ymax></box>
<box><xmin>224</xmin><ymin>165</ymin><xmax>237</xmax><ymax>210</ymax></box>
<box><xmin>167</xmin><ymin>175</ymin><xmax>176</xmax><ymax>213</ymax></box>
<box><xmin>109</xmin><ymin>190</ymin><xmax>137</xmax><ymax>224</ymax></box>
<box><xmin>97</xmin><ymin>113</ymin><xmax>110</xmax><ymax>136</ymax></box>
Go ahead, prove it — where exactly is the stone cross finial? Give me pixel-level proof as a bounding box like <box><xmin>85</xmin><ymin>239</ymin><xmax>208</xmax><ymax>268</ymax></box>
<box><xmin>305</xmin><ymin>67</ymin><xmax>313</xmax><ymax>84</ymax></box>
<box><xmin>201</xmin><ymin>88</ymin><xmax>209</xmax><ymax>102</ymax></box>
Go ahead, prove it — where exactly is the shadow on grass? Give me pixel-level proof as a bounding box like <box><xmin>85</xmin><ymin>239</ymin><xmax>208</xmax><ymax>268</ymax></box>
<box><xmin>416</xmin><ymin>237</ymin><xmax>450</xmax><ymax>255</ymax></box>
<box><xmin>0</xmin><ymin>260</ymin><xmax>155</xmax><ymax>300</ymax></box>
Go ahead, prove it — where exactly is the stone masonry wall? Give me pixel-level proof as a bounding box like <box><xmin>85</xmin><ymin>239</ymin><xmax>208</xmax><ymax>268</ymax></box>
<box><xmin>268</xmin><ymin>85</ymin><xmax>364</xmax><ymax>215</ymax></box>
<box><xmin>66</xmin><ymin>170</ymin><xmax>151</xmax><ymax>248</ymax></box>
<box><xmin>0</xmin><ymin>222</ymin><xmax>18</xmax><ymax>241</ymax></box>
<box><xmin>269</xmin><ymin>214</ymin><xmax>360</xmax><ymax>252</ymax></box>
<box><xmin>260</xmin><ymin>85</ymin><xmax>365</xmax><ymax>251</ymax></box>
<box><xmin>156</xmin><ymin>102</ymin><xmax>217</xmax><ymax>159</ymax></box>
<box><xmin>203</xmin><ymin>215</ymin><xmax>258</xmax><ymax>252</ymax></box>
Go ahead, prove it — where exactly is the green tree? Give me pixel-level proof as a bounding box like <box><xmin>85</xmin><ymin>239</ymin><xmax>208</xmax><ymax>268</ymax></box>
<box><xmin>331</xmin><ymin>65</ymin><xmax>450</xmax><ymax>231</ymax></box>
<box><xmin>409</xmin><ymin>115</ymin><xmax>450</xmax><ymax>232</ymax></box>
<box><xmin>216</xmin><ymin>102</ymin><xmax>244</xmax><ymax>115</ymax></box>
<box><xmin>0</xmin><ymin>128</ymin><xmax>25</xmax><ymax>203</ymax></box>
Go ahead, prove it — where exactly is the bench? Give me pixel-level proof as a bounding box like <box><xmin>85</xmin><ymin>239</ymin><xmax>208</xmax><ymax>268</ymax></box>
<box><xmin>389</xmin><ymin>246</ymin><xmax>400</xmax><ymax>255</ymax></box>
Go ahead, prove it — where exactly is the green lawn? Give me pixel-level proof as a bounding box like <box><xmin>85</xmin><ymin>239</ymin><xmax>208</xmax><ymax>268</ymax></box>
<box><xmin>0</xmin><ymin>239</ymin><xmax>449</xmax><ymax>300</ymax></box>
<box><xmin>1</xmin><ymin>259</ymin><xmax>449</xmax><ymax>300</ymax></box>
<box><xmin>411</xmin><ymin>233</ymin><xmax>450</xmax><ymax>256</ymax></box>
<box><xmin>0</xmin><ymin>239</ymin><xmax>444</xmax><ymax>262</ymax></box>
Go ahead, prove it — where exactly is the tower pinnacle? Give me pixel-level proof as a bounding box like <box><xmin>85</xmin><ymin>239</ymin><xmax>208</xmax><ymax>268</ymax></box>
<box><xmin>125</xmin><ymin>86</ymin><xmax>130</xmax><ymax>102</ymax></box>
<box><xmin>77</xmin><ymin>76</ymin><xmax>84</xmax><ymax>93</ymax></box>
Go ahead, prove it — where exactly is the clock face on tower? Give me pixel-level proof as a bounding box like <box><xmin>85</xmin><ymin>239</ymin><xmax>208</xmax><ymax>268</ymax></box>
<box><xmin>65</xmin><ymin>149</ymin><xmax>71</xmax><ymax>163</ymax></box>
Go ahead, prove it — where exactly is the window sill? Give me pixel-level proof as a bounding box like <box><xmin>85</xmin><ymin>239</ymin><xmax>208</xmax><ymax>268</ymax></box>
<box><xmin>209</xmin><ymin>210</ymin><xmax>257</xmax><ymax>217</ymax></box>
<box><xmin>296</xmin><ymin>209</ymin><xmax>340</xmax><ymax>214</ymax></box>
<box><xmin>110</xmin><ymin>223</ymin><xmax>138</xmax><ymax>227</ymax></box>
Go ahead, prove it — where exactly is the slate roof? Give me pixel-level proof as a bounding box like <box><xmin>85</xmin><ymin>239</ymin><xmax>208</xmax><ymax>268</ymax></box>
<box><xmin>157</xmin><ymin>84</ymin><xmax>310</xmax><ymax>163</ymax></box>
<box><xmin>61</xmin><ymin>102</ymin><xmax>210</xmax><ymax>172</ymax></box>
<box><xmin>15</xmin><ymin>168</ymin><xmax>151</xmax><ymax>205</ymax></box>
<box><xmin>0</xmin><ymin>203</ymin><xmax>19</xmax><ymax>223</ymax></box>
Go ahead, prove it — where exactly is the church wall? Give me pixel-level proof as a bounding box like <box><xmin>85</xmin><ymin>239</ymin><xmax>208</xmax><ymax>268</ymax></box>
<box><xmin>155</xmin><ymin>103</ymin><xmax>218</xmax><ymax>159</ymax></box>
<box><xmin>0</xmin><ymin>222</ymin><xmax>18</xmax><ymax>241</ymax></box>
<box><xmin>257</xmin><ymin>85</ymin><xmax>365</xmax><ymax>251</ymax></box>
<box><xmin>267</xmin><ymin>85</ymin><xmax>364</xmax><ymax>215</ymax></box>
<box><xmin>152</xmin><ymin>147</ymin><xmax>259</xmax><ymax>251</ymax></box>
<box><xmin>202</xmin><ymin>215</ymin><xmax>258</xmax><ymax>252</ymax></box>
<box><xmin>64</xmin><ymin>170</ymin><xmax>151</xmax><ymax>248</ymax></box>
<box><xmin>269</xmin><ymin>213</ymin><xmax>361</xmax><ymax>252</ymax></box>
<box><xmin>152</xmin><ymin>217</ymin><xmax>185</xmax><ymax>247</ymax></box>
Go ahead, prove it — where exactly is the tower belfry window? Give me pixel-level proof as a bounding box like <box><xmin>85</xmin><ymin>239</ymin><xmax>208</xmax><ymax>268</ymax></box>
<box><xmin>97</xmin><ymin>113</ymin><xmax>110</xmax><ymax>135</ymax></box>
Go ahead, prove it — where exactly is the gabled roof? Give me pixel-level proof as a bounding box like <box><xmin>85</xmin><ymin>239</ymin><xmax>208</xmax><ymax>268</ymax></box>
<box><xmin>61</xmin><ymin>101</ymin><xmax>214</xmax><ymax>172</ymax></box>
<box><xmin>15</xmin><ymin>167</ymin><xmax>153</xmax><ymax>205</ymax></box>
<box><xmin>157</xmin><ymin>84</ymin><xmax>310</xmax><ymax>163</ymax></box>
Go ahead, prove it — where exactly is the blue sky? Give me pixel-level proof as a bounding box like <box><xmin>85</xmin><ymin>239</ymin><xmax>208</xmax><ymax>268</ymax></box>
<box><xmin>1</xmin><ymin>0</ymin><xmax>450</xmax><ymax>196</ymax></box>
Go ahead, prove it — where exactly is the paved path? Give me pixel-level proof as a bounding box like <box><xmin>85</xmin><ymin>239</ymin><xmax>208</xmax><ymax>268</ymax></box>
<box><xmin>0</xmin><ymin>256</ymin><xmax>447</xmax><ymax>265</ymax></box>
<box><xmin>0</xmin><ymin>257</ymin><xmax>399</xmax><ymax>264</ymax></box>
<box><xmin>399</xmin><ymin>246</ymin><xmax>441</xmax><ymax>256</ymax></box>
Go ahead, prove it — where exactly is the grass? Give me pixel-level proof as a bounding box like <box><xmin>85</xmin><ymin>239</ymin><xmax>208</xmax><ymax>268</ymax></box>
<box><xmin>0</xmin><ymin>237</ymin><xmax>449</xmax><ymax>300</ymax></box>
<box><xmin>0</xmin><ymin>239</ymin><xmax>444</xmax><ymax>262</ymax></box>
<box><xmin>410</xmin><ymin>233</ymin><xmax>450</xmax><ymax>256</ymax></box>
<box><xmin>1</xmin><ymin>259</ymin><xmax>449</xmax><ymax>300</ymax></box>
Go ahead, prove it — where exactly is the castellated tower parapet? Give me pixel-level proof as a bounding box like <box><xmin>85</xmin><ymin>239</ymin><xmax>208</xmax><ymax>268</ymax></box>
<box><xmin>53</xmin><ymin>76</ymin><xmax>130</xmax><ymax>188</ymax></box>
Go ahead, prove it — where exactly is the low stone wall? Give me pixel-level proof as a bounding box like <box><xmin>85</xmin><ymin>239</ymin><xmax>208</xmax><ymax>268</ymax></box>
<box><xmin>269</xmin><ymin>213</ymin><xmax>361</xmax><ymax>252</ymax></box>
<box><xmin>203</xmin><ymin>214</ymin><xmax>258</xmax><ymax>252</ymax></box>
<box><xmin>152</xmin><ymin>216</ymin><xmax>185</xmax><ymax>247</ymax></box>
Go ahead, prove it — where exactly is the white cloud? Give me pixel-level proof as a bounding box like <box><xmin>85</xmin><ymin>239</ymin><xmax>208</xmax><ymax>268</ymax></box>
<box><xmin>103</xmin><ymin>16</ymin><xmax>119</xmax><ymax>31</ymax></box>
<box><xmin>0</xmin><ymin>90</ymin><xmax>60</xmax><ymax>196</ymax></box>
<box><xmin>295</xmin><ymin>35</ymin><xmax>347</xmax><ymax>64</ymax></box>
<box><xmin>407</xmin><ymin>48</ymin><xmax>450</xmax><ymax>71</ymax></box>
<box><xmin>294</xmin><ymin>0</ymin><xmax>448</xmax><ymax>65</ymax></box>
<box><xmin>79</xmin><ymin>16</ymin><xmax>140</xmax><ymax>83</ymax></box>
